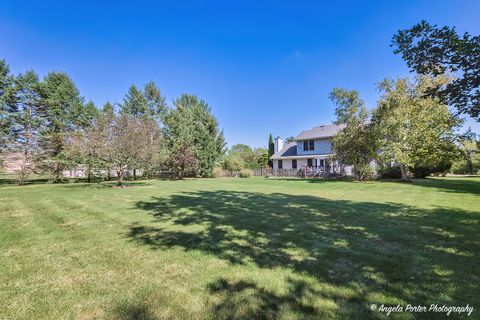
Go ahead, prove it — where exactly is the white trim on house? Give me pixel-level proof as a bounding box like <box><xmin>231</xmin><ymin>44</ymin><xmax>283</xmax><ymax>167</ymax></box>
<box><xmin>269</xmin><ymin>124</ymin><xmax>354</xmax><ymax>175</ymax></box>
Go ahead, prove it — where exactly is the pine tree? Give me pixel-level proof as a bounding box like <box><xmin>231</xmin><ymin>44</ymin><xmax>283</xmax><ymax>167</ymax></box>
<box><xmin>164</xmin><ymin>94</ymin><xmax>225</xmax><ymax>178</ymax></box>
<box><xmin>0</xmin><ymin>59</ymin><xmax>14</xmax><ymax>150</ymax></box>
<box><xmin>268</xmin><ymin>133</ymin><xmax>274</xmax><ymax>168</ymax></box>
<box><xmin>144</xmin><ymin>81</ymin><xmax>166</xmax><ymax>121</ymax></box>
<box><xmin>9</xmin><ymin>71</ymin><xmax>43</xmax><ymax>184</ymax></box>
<box><xmin>38</xmin><ymin>72</ymin><xmax>88</xmax><ymax>181</ymax></box>
<box><xmin>120</xmin><ymin>85</ymin><xmax>150</xmax><ymax>118</ymax></box>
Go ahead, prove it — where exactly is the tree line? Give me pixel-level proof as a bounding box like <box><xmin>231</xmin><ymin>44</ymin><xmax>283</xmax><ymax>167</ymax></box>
<box><xmin>0</xmin><ymin>59</ymin><xmax>225</xmax><ymax>185</ymax></box>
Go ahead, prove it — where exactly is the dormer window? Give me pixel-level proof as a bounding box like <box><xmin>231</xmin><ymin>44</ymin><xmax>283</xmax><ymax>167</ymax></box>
<box><xmin>303</xmin><ymin>140</ymin><xmax>314</xmax><ymax>151</ymax></box>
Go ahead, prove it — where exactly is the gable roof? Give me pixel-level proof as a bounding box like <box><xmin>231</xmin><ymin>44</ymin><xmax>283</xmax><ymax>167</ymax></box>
<box><xmin>270</xmin><ymin>142</ymin><xmax>297</xmax><ymax>159</ymax></box>
<box><xmin>294</xmin><ymin>124</ymin><xmax>344</xmax><ymax>140</ymax></box>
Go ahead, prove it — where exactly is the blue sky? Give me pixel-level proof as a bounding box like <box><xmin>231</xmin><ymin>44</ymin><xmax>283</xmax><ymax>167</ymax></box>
<box><xmin>1</xmin><ymin>1</ymin><xmax>479</xmax><ymax>147</ymax></box>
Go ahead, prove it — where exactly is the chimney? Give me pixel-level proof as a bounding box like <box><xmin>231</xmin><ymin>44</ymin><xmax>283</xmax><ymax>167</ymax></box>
<box><xmin>274</xmin><ymin>137</ymin><xmax>284</xmax><ymax>153</ymax></box>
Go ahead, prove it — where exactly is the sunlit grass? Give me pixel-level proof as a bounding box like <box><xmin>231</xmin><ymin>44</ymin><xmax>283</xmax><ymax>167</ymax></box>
<box><xmin>0</xmin><ymin>175</ymin><xmax>479</xmax><ymax>319</ymax></box>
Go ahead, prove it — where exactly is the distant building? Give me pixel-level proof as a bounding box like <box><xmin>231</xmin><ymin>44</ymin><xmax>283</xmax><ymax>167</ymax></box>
<box><xmin>269</xmin><ymin>124</ymin><xmax>353</xmax><ymax>175</ymax></box>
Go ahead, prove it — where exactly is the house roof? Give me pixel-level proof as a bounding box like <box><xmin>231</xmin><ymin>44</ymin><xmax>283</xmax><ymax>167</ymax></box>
<box><xmin>270</xmin><ymin>142</ymin><xmax>297</xmax><ymax>159</ymax></box>
<box><xmin>294</xmin><ymin>124</ymin><xmax>344</xmax><ymax>140</ymax></box>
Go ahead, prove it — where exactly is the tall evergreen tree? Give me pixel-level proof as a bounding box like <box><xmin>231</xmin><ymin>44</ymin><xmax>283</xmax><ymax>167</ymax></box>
<box><xmin>38</xmin><ymin>72</ymin><xmax>88</xmax><ymax>181</ymax></box>
<box><xmin>0</xmin><ymin>59</ymin><xmax>14</xmax><ymax>150</ymax></box>
<box><xmin>144</xmin><ymin>81</ymin><xmax>166</xmax><ymax>121</ymax></box>
<box><xmin>102</xmin><ymin>102</ymin><xmax>115</xmax><ymax>118</ymax></box>
<box><xmin>82</xmin><ymin>100</ymin><xmax>99</xmax><ymax>127</ymax></box>
<box><xmin>164</xmin><ymin>94</ymin><xmax>225</xmax><ymax>178</ymax></box>
<box><xmin>267</xmin><ymin>133</ymin><xmax>274</xmax><ymax>168</ymax></box>
<box><xmin>9</xmin><ymin>71</ymin><xmax>43</xmax><ymax>183</ymax></box>
<box><xmin>120</xmin><ymin>85</ymin><xmax>150</xmax><ymax>118</ymax></box>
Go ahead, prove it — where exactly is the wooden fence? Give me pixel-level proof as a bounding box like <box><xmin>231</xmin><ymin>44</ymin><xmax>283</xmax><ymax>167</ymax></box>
<box><xmin>252</xmin><ymin>168</ymin><xmax>300</xmax><ymax>177</ymax></box>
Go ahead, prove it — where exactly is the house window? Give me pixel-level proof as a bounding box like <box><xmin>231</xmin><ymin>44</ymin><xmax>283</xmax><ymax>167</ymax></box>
<box><xmin>292</xmin><ymin>159</ymin><xmax>297</xmax><ymax>169</ymax></box>
<box><xmin>278</xmin><ymin>160</ymin><xmax>283</xmax><ymax>169</ymax></box>
<box><xmin>307</xmin><ymin>159</ymin><xmax>313</xmax><ymax>167</ymax></box>
<box><xmin>303</xmin><ymin>140</ymin><xmax>315</xmax><ymax>151</ymax></box>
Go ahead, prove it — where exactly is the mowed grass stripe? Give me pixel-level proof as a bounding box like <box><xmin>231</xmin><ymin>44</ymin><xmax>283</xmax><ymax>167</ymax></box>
<box><xmin>0</xmin><ymin>176</ymin><xmax>479</xmax><ymax>319</ymax></box>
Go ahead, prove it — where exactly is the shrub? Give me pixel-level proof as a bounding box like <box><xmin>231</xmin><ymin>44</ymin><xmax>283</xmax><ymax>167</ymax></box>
<box><xmin>412</xmin><ymin>159</ymin><xmax>453</xmax><ymax>178</ymax></box>
<box><xmin>352</xmin><ymin>164</ymin><xmax>373</xmax><ymax>180</ymax></box>
<box><xmin>213</xmin><ymin>167</ymin><xmax>224</xmax><ymax>178</ymax></box>
<box><xmin>378</xmin><ymin>164</ymin><xmax>402</xmax><ymax>179</ymax></box>
<box><xmin>239</xmin><ymin>169</ymin><xmax>252</xmax><ymax>178</ymax></box>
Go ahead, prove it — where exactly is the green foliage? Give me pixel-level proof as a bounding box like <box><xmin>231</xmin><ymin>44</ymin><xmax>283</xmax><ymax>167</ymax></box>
<box><xmin>267</xmin><ymin>133</ymin><xmax>274</xmax><ymax>168</ymax></box>
<box><xmin>121</xmin><ymin>82</ymin><xmax>166</xmax><ymax>122</ymax></box>
<box><xmin>0</xmin><ymin>59</ymin><xmax>15</xmax><ymax>149</ymax></box>
<box><xmin>37</xmin><ymin>72</ymin><xmax>95</xmax><ymax>181</ymax></box>
<box><xmin>377</xmin><ymin>164</ymin><xmax>402</xmax><ymax>179</ymax></box>
<box><xmin>1</xmin><ymin>58</ymin><xmax>228</xmax><ymax>183</ymax></box>
<box><xmin>164</xmin><ymin>94</ymin><xmax>225</xmax><ymax>178</ymax></box>
<box><xmin>239</xmin><ymin>168</ymin><xmax>252</xmax><ymax>178</ymax></box>
<box><xmin>144</xmin><ymin>81</ymin><xmax>166</xmax><ymax>121</ymax></box>
<box><xmin>372</xmin><ymin>76</ymin><xmax>460</xmax><ymax>180</ymax></box>
<box><xmin>8</xmin><ymin>70</ymin><xmax>43</xmax><ymax>183</ymax></box>
<box><xmin>392</xmin><ymin>21</ymin><xmax>480</xmax><ymax>120</ymax></box>
<box><xmin>120</xmin><ymin>85</ymin><xmax>149</xmax><ymax>118</ymax></box>
<box><xmin>330</xmin><ymin>88</ymin><xmax>376</xmax><ymax>180</ymax></box>
<box><xmin>451</xmin><ymin>131</ymin><xmax>480</xmax><ymax>175</ymax></box>
<box><xmin>223</xmin><ymin>144</ymin><xmax>268</xmax><ymax>170</ymax></box>
<box><xmin>222</xmin><ymin>153</ymin><xmax>244</xmax><ymax>171</ymax></box>
<box><xmin>330</xmin><ymin>88</ymin><xmax>368</xmax><ymax>124</ymax></box>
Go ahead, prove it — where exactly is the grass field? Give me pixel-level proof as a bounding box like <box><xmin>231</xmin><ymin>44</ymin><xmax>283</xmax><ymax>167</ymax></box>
<box><xmin>1</xmin><ymin>175</ymin><xmax>479</xmax><ymax>319</ymax></box>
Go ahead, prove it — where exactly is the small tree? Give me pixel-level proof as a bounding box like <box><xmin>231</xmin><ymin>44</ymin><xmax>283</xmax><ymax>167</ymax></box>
<box><xmin>222</xmin><ymin>153</ymin><xmax>244</xmax><ymax>171</ymax></box>
<box><xmin>168</xmin><ymin>144</ymin><xmax>197</xmax><ymax>180</ymax></box>
<box><xmin>76</xmin><ymin>113</ymin><xmax>162</xmax><ymax>186</ymax></box>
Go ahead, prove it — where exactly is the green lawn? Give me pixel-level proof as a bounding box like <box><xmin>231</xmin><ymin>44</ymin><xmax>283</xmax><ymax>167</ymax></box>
<box><xmin>1</xmin><ymin>176</ymin><xmax>479</xmax><ymax>319</ymax></box>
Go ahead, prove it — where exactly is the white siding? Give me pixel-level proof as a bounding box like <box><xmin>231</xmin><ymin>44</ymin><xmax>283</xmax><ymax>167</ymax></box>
<box><xmin>297</xmin><ymin>138</ymin><xmax>332</xmax><ymax>155</ymax></box>
<box><xmin>273</xmin><ymin>159</ymin><xmax>293</xmax><ymax>169</ymax></box>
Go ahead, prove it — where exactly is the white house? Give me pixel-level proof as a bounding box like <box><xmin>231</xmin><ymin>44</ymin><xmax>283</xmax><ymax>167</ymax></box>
<box><xmin>269</xmin><ymin>124</ymin><xmax>353</xmax><ymax>175</ymax></box>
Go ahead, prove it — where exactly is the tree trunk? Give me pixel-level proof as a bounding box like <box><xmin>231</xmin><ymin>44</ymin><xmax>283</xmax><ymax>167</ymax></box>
<box><xmin>87</xmin><ymin>164</ymin><xmax>91</xmax><ymax>183</ymax></box>
<box><xmin>107</xmin><ymin>169</ymin><xmax>111</xmax><ymax>181</ymax></box>
<box><xmin>117</xmin><ymin>169</ymin><xmax>124</xmax><ymax>186</ymax></box>
<box><xmin>400</xmin><ymin>164</ymin><xmax>409</xmax><ymax>180</ymax></box>
<box><xmin>133</xmin><ymin>168</ymin><xmax>137</xmax><ymax>180</ymax></box>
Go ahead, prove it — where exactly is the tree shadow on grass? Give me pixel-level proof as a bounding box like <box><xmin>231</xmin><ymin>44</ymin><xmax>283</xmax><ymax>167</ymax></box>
<box><xmin>129</xmin><ymin>190</ymin><xmax>479</xmax><ymax>318</ymax></box>
<box><xmin>405</xmin><ymin>177</ymin><xmax>480</xmax><ymax>195</ymax></box>
<box><xmin>113</xmin><ymin>301</ymin><xmax>158</xmax><ymax>320</ymax></box>
<box><xmin>0</xmin><ymin>174</ymin><xmax>49</xmax><ymax>187</ymax></box>
<box><xmin>207</xmin><ymin>277</ymin><xmax>322</xmax><ymax>320</ymax></box>
<box><xmin>269</xmin><ymin>176</ymin><xmax>480</xmax><ymax>195</ymax></box>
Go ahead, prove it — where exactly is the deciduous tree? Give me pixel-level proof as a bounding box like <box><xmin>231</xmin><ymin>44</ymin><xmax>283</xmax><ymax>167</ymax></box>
<box><xmin>372</xmin><ymin>76</ymin><xmax>460</xmax><ymax>180</ymax></box>
<box><xmin>392</xmin><ymin>21</ymin><xmax>480</xmax><ymax>120</ymax></box>
<box><xmin>330</xmin><ymin>88</ymin><xmax>376</xmax><ymax>180</ymax></box>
